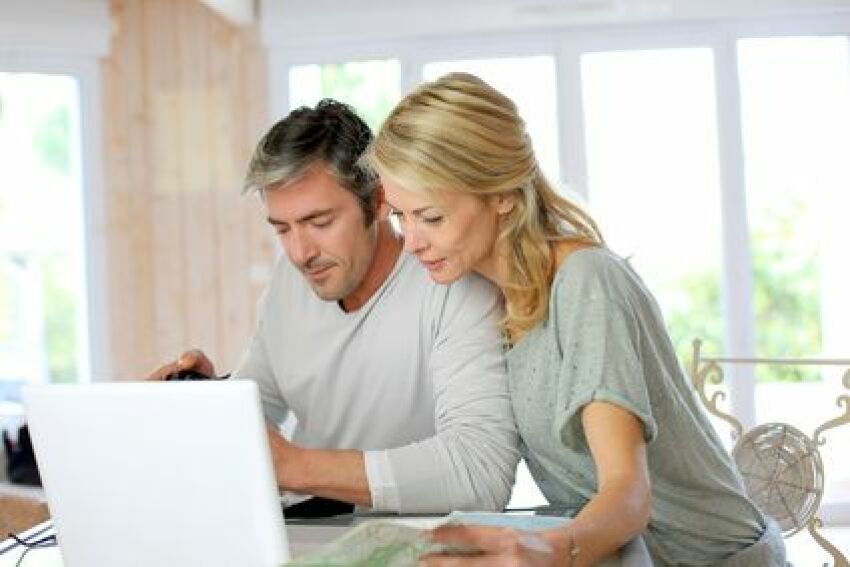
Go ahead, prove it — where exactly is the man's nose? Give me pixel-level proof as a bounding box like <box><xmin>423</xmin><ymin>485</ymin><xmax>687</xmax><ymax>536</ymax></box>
<box><xmin>286</xmin><ymin>230</ymin><xmax>318</xmax><ymax>266</ymax></box>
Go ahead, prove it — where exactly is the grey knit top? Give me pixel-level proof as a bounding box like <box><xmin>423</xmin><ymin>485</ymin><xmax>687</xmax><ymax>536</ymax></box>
<box><xmin>507</xmin><ymin>247</ymin><xmax>783</xmax><ymax>565</ymax></box>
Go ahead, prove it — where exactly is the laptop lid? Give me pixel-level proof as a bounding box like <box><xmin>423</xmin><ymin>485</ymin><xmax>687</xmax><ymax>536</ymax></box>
<box><xmin>22</xmin><ymin>380</ymin><xmax>289</xmax><ymax>567</ymax></box>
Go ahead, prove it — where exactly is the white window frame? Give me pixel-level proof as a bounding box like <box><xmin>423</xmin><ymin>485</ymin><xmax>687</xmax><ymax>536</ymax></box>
<box><xmin>1</xmin><ymin>0</ymin><xmax>111</xmax><ymax>382</ymax></box>
<box><xmin>264</xmin><ymin>11</ymin><xmax>850</xmax><ymax>522</ymax></box>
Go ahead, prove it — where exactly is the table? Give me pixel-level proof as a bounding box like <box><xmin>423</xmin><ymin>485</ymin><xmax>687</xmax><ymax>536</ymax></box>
<box><xmin>0</xmin><ymin>513</ymin><xmax>652</xmax><ymax>566</ymax></box>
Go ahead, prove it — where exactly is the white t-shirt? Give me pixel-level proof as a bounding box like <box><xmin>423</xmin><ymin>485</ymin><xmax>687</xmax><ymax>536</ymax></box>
<box><xmin>232</xmin><ymin>252</ymin><xmax>519</xmax><ymax>512</ymax></box>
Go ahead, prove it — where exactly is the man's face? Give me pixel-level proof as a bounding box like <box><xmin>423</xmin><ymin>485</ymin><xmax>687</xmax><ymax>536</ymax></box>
<box><xmin>265</xmin><ymin>167</ymin><xmax>377</xmax><ymax>302</ymax></box>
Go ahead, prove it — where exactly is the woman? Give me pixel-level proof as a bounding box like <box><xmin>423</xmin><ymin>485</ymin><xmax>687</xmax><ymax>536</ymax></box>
<box><xmin>366</xmin><ymin>72</ymin><xmax>785</xmax><ymax>566</ymax></box>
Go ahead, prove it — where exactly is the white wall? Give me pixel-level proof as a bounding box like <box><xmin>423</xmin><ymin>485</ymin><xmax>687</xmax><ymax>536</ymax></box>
<box><xmin>261</xmin><ymin>0</ymin><xmax>850</xmax><ymax>47</ymax></box>
<box><xmin>0</xmin><ymin>0</ymin><xmax>110</xmax><ymax>55</ymax></box>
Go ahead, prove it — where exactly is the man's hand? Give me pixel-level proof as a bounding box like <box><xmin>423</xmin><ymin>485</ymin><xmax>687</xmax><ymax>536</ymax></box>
<box><xmin>265</xmin><ymin>423</ymin><xmax>304</xmax><ymax>493</ymax></box>
<box><xmin>421</xmin><ymin>525</ymin><xmax>572</xmax><ymax>567</ymax></box>
<box><xmin>264</xmin><ymin>423</ymin><xmax>372</xmax><ymax>507</ymax></box>
<box><xmin>146</xmin><ymin>348</ymin><xmax>216</xmax><ymax>381</ymax></box>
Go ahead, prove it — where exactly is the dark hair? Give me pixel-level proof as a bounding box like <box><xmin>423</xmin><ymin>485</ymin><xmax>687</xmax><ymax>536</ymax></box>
<box><xmin>244</xmin><ymin>99</ymin><xmax>379</xmax><ymax>225</ymax></box>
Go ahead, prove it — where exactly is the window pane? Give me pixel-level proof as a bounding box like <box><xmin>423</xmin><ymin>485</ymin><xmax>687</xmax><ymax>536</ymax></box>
<box><xmin>423</xmin><ymin>56</ymin><xmax>560</xmax><ymax>184</ymax></box>
<box><xmin>739</xmin><ymin>36</ymin><xmax>850</xmax><ymax>377</ymax></box>
<box><xmin>738</xmin><ymin>36</ymin><xmax>850</xmax><ymax>509</ymax></box>
<box><xmin>289</xmin><ymin>60</ymin><xmax>401</xmax><ymax>132</ymax></box>
<box><xmin>0</xmin><ymin>72</ymin><xmax>85</xmax><ymax>408</ymax></box>
<box><xmin>581</xmin><ymin>48</ymin><xmax>724</xmax><ymax>362</ymax></box>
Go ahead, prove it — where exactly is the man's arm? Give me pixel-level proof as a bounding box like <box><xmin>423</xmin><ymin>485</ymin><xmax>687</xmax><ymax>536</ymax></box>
<box><xmin>265</xmin><ymin>426</ymin><xmax>371</xmax><ymax>506</ymax></box>
<box><xmin>231</xmin><ymin>302</ymin><xmax>290</xmax><ymax>425</ymax></box>
<box><xmin>262</xmin><ymin>275</ymin><xmax>518</xmax><ymax>513</ymax></box>
<box><xmin>233</xmin><ymin>263</ymin><xmax>374</xmax><ymax>505</ymax></box>
<box><xmin>372</xmin><ymin>274</ymin><xmax>520</xmax><ymax>512</ymax></box>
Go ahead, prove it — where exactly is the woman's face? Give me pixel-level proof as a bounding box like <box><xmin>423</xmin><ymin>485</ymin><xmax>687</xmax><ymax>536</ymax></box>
<box><xmin>381</xmin><ymin>175</ymin><xmax>503</xmax><ymax>284</ymax></box>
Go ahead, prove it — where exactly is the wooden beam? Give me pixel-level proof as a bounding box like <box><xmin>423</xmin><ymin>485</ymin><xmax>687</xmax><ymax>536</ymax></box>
<box><xmin>199</xmin><ymin>0</ymin><xmax>255</xmax><ymax>26</ymax></box>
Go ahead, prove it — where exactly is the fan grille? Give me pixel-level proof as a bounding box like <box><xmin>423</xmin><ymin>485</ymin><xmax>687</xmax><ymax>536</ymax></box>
<box><xmin>732</xmin><ymin>422</ymin><xmax>824</xmax><ymax>536</ymax></box>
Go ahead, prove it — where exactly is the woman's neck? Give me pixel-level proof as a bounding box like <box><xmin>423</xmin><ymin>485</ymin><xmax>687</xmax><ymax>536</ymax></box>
<box><xmin>473</xmin><ymin>238</ymin><xmax>513</xmax><ymax>294</ymax></box>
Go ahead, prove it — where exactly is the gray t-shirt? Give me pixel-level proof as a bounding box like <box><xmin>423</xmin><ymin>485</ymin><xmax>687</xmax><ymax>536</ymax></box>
<box><xmin>507</xmin><ymin>247</ymin><xmax>779</xmax><ymax>565</ymax></box>
<box><xmin>233</xmin><ymin>251</ymin><xmax>519</xmax><ymax>513</ymax></box>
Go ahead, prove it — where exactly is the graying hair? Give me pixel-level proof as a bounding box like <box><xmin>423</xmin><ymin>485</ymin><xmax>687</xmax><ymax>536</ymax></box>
<box><xmin>243</xmin><ymin>99</ymin><xmax>379</xmax><ymax>225</ymax></box>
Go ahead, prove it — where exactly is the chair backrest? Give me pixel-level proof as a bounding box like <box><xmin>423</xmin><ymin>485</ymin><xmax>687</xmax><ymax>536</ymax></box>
<box><xmin>689</xmin><ymin>338</ymin><xmax>849</xmax><ymax>567</ymax></box>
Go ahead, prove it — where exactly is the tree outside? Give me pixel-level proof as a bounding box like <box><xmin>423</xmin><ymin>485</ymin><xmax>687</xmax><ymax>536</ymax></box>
<box><xmin>32</xmin><ymin>100</ymin><xmax>78</xmax><ymax>384</ymax></box>
<box><xmin>666</xmin><ymin>199</ymin><xmax>821</xmax><ymax>383</ymax></box>
<box><xmin>750</xmin><ymin>198</ymin><xmax>821</xmax><ymax>382</ymax></box>
<box><xmin>318</xmin><ymin>61</ymin><xmax>399</xmax><ymax>132</ymax></box>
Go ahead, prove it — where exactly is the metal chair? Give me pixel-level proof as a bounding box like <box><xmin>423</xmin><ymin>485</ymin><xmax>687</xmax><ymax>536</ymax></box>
<box><xmin>690</xmin><ymin>338</ymin><xmax>849</xmax><ymax>567</ymax></box>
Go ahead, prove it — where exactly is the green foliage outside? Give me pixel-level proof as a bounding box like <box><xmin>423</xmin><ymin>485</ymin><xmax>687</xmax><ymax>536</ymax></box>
<box><xmin>666</xmin><ymin>269</ymin><xmax>724</xmax><ymax>369</ymax></box>
<box><xmin>667</xmin><ymin>201</ymin><xmax>821</xmax><ymax>383</ymax></box>
<box><xmin>0</xmin><ymin>93</ymin><xmax>6</xmax><ymax>269</ymax></box>
<box><xmin>33</xmin><ymin>105</ymin><xmax>70</xmax><ymax>174</ymax></box>
<box><xmin>41</xmin><ymin>253</ymin><xmax>77</xmax><ymax>383</ymax></box>
<box><xmin>32</xmin><ymin>103</ymin><xmax>77</xmax><ymax>382</ymax></box>
<box><xmin>320</xmin><ymin>63</ymin><xmax>399</xmax><ymax>133</ymax></box>
<box><xmin>750</xmin><ymin>200</ymin><xmax>821</xmax><ymax>382</ymax></box>
<box><xmin>0</xmin><ymin>270</ymin><xmax>14</xmax><ymax>343</ymax></box>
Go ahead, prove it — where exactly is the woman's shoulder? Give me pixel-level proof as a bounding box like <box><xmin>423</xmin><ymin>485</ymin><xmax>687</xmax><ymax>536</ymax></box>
<box><xmin>550</xmin><ymin>245</ymin><xmax>663</xmax><ymax>332</ymax></box>
<box><xmin>552</xmin><ymin>245</ymin><xmax>631</xmax><ymax>291</ymax></box>
<box><xmin>550</xmin><ymin>244</ymin><xmax>657</xmax><ymax>318</ymax></box>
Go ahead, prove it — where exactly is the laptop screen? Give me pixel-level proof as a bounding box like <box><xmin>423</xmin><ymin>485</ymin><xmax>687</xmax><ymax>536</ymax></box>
<box><xmin>23</xmin><ymin>380</ymin><xmax>289</xmax><ymax>567</ymax></box>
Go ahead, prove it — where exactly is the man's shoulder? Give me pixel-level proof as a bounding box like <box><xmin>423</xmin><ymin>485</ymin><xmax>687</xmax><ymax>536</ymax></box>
<box><xmin>407</xmin><ymin>267</ymin><xmax>503</xmax><ymax>329</ymax></box>
<box><xmin>267</xmin><ymin>254</ymin><xmax>312</xmax><ymax>293</ymax></box>
<box><xmin>258</xmin><ymin>255</ymin><xmax>319</xmax><ymax>314</ymax></box>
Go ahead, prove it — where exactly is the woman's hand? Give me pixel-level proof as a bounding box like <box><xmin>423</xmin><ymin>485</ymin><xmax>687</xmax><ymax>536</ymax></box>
<box><xmin>420</xmin><ymin>525</ymin><xmax>571</xmax><ymax>567</ymax></box>
<box><xmin>421</xmin><ymin>401</ymin><xmax>648</xmax><ymax>567</ymax></box>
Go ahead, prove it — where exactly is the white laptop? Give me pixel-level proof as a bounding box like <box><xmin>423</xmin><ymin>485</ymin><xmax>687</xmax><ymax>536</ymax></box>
<box><xmin>22</xmin><ymin>380</ymin><xmax>289</xmax><ymax>567</ymax></box>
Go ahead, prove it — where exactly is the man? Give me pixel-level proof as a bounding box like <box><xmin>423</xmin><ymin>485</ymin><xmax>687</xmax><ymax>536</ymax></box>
<box><xmin>150</xmin><ymin>100</ymin><xmax>518</xmax><ymax>515</ymax></box>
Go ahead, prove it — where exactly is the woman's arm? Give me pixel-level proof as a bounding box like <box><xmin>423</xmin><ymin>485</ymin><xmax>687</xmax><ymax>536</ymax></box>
<box><xmin>424</xmin><ymin>400</ymin><xmax>651</xmax><ymax>567</ymax></box>
<box><xmin>557</xmin><ymin>400</ymin><xmax>651</xmax><ymax>565</ymax></box>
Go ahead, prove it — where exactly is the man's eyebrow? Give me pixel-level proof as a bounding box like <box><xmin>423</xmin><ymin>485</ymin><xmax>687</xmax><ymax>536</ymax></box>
<box><xmin>297</xmin><ymin>209</ymin><xmax>335</xmax><ymax>223</ymax></box>
<box><xmin>267</xmin><ymin>209</ymin><xmax>335</xmax><ymax>226</ymax></box>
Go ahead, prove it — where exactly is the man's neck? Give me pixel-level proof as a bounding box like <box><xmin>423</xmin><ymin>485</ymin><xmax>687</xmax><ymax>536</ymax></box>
<box><xmin>340</xmin><ymin>221</ymin><xmax>403</xmax><ymax>312</ymax></box>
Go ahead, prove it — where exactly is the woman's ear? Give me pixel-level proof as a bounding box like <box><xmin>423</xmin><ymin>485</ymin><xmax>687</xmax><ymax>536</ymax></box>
<box><xmin>492</xmin><ymin>193</ymin><xmax>517</xmax><ymax>216</ymax></box>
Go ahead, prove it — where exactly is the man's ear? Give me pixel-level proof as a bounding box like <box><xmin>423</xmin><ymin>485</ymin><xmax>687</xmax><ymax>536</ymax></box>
<box><xmin>374</xmin><ymin>185</ymin><xmax>391</xmax><ymax>221</ymax></box>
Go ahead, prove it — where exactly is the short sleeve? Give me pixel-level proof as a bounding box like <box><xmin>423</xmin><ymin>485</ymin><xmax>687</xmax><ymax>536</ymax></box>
<box><xmin>550</xmin><ymin>255</ymin><xmax>658</xmax><ymax>449</ymax></box>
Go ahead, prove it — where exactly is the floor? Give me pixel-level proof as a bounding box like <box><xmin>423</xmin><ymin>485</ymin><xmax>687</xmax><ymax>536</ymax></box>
<box><xmin>0</xmin><ymin>483</ymin><xmax>48</xmax><ymax>536</ymax></box>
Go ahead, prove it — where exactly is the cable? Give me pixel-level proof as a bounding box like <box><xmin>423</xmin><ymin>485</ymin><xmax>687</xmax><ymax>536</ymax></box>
<box><xmin>8</xmin><ymin>532</ymin><xmax>57</xmax><ymax>567</ymax></box>
<box><xmin>0</xmin><ymin>524</ymin><xmax>56</xmax><ymax>567</ymax></box>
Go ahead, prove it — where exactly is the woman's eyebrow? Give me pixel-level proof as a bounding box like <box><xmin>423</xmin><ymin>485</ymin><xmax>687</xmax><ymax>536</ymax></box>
<box><xmin>385</xmin><ymin>202</ymin><xmax>438</xmax><ymax>216</ymax></box>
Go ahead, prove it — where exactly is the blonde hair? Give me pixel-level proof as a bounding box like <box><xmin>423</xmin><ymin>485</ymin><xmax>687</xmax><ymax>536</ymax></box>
<box><xmin>367</xmin><ymin>72</ymin><xmax>603</xmax><ymax>341</ymax></box>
